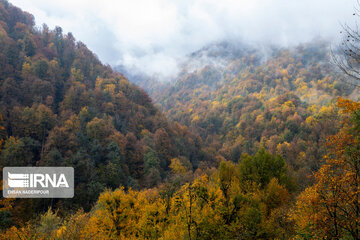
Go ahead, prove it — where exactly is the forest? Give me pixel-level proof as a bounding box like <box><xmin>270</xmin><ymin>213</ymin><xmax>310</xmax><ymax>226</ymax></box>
<box><xmin>0</xmin><ymin>0</ymin><xmax>359</xmax><ymax>239</ymax></box>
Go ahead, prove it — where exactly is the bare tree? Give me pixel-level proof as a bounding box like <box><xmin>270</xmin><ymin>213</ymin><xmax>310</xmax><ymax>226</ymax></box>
<box><xmin>332</xmin><ymin>0</ymin><xmax>360</xmax><ymax>87</ymax></box>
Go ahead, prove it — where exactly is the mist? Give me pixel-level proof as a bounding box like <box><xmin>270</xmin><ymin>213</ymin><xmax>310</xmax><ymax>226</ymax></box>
<box><xmin>10</xmin><ymin>0</ymin><xmax>357</xmax><ymax>79</ymax></box>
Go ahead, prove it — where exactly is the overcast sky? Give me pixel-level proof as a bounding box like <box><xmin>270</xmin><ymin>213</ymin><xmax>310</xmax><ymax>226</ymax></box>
<box><xmin>9</xmin><ymin>0</ymin><xmax>357</xmax><ymax>78</ymax></box>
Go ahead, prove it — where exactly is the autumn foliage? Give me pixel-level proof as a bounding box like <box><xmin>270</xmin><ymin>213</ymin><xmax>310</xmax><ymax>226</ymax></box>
<box><xmin>0</xmin><ymin>0</ymin><xmax>359</xmax><ymax>239</ymax></box>
<box><xmin>0</xmin><ymin>0</ymin><xmax>210</xmax><ymax>221</ymax></box>
<box><xmin>0</xmin><ymin>149</ymin><xmax>294</xmax><ymax>239</ymax></box>
<box><xmin>291</xmin><ymin>98</ymin><xmax>360</xmax><ymax>239</ymax></box>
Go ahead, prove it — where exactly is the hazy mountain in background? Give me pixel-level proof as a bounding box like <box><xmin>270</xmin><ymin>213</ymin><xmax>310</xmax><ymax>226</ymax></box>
<box><xmin>115</xmin><ymin>41</ymin><xmax>260</xmax><ymax>97</ymax></box>
<box><xmin>122</xmin><ymin>39</ymin><xmax>359</xmax><ymax>188</ymax></box>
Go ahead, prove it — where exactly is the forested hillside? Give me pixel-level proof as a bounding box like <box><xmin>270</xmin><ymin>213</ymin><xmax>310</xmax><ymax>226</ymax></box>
<box><xmin>0</xmin><ymin>0</ymin><xmax>211</xmax><ymax>222</ymax></box>
<box><xmin>3</xmin><ymin>99</ymin><xmax>360</xmax><ymax>239</ymax></box>
<box><xmin>151</xmin><ymin>41</ymin><xmax>359</xmax><ymax>187</ymax></box>
<box><xmin>1</xmin><ymin>0</ymin><xmax>360</xmax><ymax>239</ymax></box>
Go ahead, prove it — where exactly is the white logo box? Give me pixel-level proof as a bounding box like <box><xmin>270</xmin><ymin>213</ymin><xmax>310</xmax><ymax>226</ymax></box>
<box><xmin>3</xmin><ymin>167</ymin><xmax>74</xmax><ymax>198</ymax></box>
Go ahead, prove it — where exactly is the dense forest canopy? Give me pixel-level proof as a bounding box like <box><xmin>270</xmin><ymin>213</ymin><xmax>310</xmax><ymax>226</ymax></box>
<box><xmin>0</xmin><ymin>0</ymin><xmax>359</xmax><ymax>239</ymax></box>
<box><xmin>0</xmin><ymin>0</ymin><xmax>211</xmax><ymax>221</ymax></box>
<box><xmin>147</xmin><ymin>41</ymin><xmax>359</xmax><ymax>188</ymax></box>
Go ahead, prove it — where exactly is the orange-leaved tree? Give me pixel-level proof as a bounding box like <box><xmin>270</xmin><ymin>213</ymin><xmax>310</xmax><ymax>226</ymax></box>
<box><xmin>291</xmin><ymin>98</ymin><xmax>360</xmax><ymax>239</ymax></box>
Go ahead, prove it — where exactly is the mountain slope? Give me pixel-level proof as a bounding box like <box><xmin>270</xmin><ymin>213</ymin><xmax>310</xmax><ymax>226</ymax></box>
<box><xmin>0</xmin><ymin>0</ymin><xmax>210</xmax><ymax>217</ymax></box>
<box><xmin>150</xmin><ymin>41</ymin><xmax>359</xmax><ymax>187</ymax></box>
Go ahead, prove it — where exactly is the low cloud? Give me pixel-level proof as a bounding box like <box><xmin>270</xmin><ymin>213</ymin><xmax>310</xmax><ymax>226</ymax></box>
<box><xmin>10</xmin><ymin>0</ymin><xmax>357</xmax><ymax>78</ymax></box>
